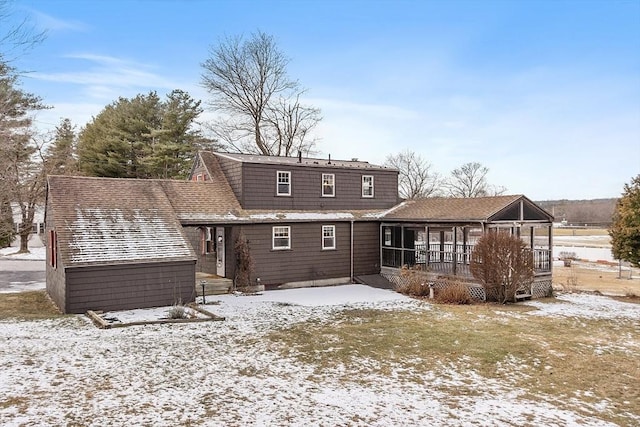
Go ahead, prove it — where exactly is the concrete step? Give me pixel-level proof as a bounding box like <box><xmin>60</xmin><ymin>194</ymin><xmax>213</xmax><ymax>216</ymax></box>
<box><xmin>196</xmin><ymin>273</ymin><xmax>232</xmax><ymax>295</ymax></box>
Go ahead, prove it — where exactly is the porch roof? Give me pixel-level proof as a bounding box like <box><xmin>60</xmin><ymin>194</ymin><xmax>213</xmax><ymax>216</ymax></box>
<box><xmin>382</xmin><ymin>195</ymin><xmax>553</xmax><ymax>224</ymax></box>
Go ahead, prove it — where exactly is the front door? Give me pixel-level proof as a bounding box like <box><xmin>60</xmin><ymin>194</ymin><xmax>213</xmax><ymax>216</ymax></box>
<box><xmin>216</xmin><ymin>227</ymin><xmax>225</xmax><ymax>277</ymax></box>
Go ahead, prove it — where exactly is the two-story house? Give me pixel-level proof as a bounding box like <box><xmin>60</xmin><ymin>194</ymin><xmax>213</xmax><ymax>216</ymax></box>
<box><xmin>45</xmin><ymin>151</ymin><xmax>401</xmax><ymax>313</ymax></box>
<box><xmin>45</xmin><ymin>151</ymin><xmax>553</xmax><ymax>314</ymax></box>
<box><xmin>185</xmin><ymin>151</ymin><xmax>400</xmax><ymax>288</ymax></box>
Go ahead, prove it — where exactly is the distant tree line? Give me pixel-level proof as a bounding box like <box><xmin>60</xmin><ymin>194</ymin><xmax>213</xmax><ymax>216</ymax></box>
<box><xmin>536</xmin><ymin>199</ymin><xmax>617</xmax><ymax>226</ymax></box>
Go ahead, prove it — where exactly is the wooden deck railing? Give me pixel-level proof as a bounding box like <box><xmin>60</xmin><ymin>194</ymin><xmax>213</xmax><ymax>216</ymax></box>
<box><xmin>381</xmin><ymin>244</ymin><xmax>551</xmax><ymax>277</ymax></box>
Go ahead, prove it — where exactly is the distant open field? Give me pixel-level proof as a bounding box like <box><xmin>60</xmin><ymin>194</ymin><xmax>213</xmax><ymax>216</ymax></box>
<box><xmin>551</xmin><ymin>228</ymin><xmax>640</xmax><ymax>296</ymax></box>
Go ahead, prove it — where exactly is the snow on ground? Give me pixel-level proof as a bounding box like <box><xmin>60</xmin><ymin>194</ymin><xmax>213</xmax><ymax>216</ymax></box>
<box><xmin>1</xmin><ymin>285</ymin><xmax>637</xmax><ymax>426</ymax></box>
<box><xmin>0</xmin><ymin>281</ymin><xmax>45</xmax><ymax>294</ymax></box>
<box><xmin>524</xmin><ymin>292</ymin><xmax>640</xmax><ymax>320</ymax></box>
<box><xmin>0</xmin><ymin>246</ymin><xmax>46</xmax><ymax>261</ymax></box>
<box><xmin>554</xmin><ymin>245</ymin><xmax>614</xmax><ymax>262</ymax></box>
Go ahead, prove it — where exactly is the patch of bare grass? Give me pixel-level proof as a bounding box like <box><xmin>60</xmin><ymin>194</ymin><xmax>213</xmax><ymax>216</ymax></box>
<box><xmin>268</xmin><ymin>302</ymin><xmax>639</xmax><ymax>425</ymax></box>
<box><xmin>552</xmin><ymin>228</ymin><xmax>609</xmax><ymax>237</ymax></box>
<box><xmin>0</xmin><ymin>290</ymin><xmax>62</xmax><ymax>320</ymax></box>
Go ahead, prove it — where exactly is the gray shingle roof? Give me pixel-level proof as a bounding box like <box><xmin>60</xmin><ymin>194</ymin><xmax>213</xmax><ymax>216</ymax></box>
<box><xmin>383</xmin><ymin>195</ymin><xmax>528</xmax><ymax>222</ymax></box>
<box><xmin>47</xmin><ymin>176</ymin><xmax>197</xmax><ymax>267</ymax></box>
<box><xmin>214</xmin><ymin>151</ymin><xmax>395</xmax><ymax>171</ymax></box>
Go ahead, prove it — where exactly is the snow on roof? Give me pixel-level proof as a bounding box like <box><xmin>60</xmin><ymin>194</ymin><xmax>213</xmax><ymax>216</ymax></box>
<box><xmin>214</xmin><ymin>151</ymin><xmax>395</xmax><ymax>171</ymax></box>
<box><xmin>47</xmin><ymin>176</ymin><xmax>197</xmax><ymax>267</ymax></box>
<box><xmin>68</xmin><ymin>208</ymin><xmax>194</xmax><ymax>265</ymax></box>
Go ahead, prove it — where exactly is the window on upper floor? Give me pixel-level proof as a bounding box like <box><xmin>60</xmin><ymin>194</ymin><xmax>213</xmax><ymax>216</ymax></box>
<box><xmin>272</xmin><ymin>226</ymin><xmax>291</xmax><ymax>250</ymax></box>
<box><xmin>277</xmin><ymin>171</ymin><xmax>291</xmax><ymax>196</ymax></box>
<box><xmin>362</xmin><ymin>175</ymin><xmax>374</xmax><ymax>198</ymax></box>
<box><xmin>322</xmin><ymin>173</ymin><xmax>335</xmax><ymax>197</ymax></box>
<box><xmin>322</xmin><ymin>225</ymin><xmax>336</xmax><ymax>250</ymax></box>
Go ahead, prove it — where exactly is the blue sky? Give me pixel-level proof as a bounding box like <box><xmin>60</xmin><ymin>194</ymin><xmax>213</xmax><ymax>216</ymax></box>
<box><xmin>7</xmin><ymin>0</ymin><xmax>640</xmax><ymax>200</ymax></box>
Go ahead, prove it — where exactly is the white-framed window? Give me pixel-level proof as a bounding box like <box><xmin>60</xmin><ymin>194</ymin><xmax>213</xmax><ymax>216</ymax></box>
<box><xmin>322</xmin><ymin>225</ymin><xmax>336</xmax><ymax>250</ymax></box>
<box><xmin>277</xmin><ymin>171</ymin><xmax>291</xmax><ymax>196</ymax></box>
<box><xmin>362</xmin><ymin>175</ymin><xmax>374</xmax><ymax>197</ymax></box>
<box><xmin>201</xmin><ymin>227</ymin><xmax>215</xmax><ymax>254</ymax></box>
<box><xmin>272</xmin><ymin>226</ymin><xmax>291</xmax><ymax>250</ymax></box>
<box><xmin>322</xmin><ymin>173</ymin><xmax>335</xmax><ymax>197</ymax></box>
<box><xmin>384</xmin><ymin>227</ymin><xmax>392</xmax><ymax>246</ymax></box>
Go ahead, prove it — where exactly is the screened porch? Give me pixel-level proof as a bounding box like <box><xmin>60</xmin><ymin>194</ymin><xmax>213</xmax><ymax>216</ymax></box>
<box><xmin>380</xmin><ymin>223</ymin><xmax>553</xmax><ymax>278</ymax></box>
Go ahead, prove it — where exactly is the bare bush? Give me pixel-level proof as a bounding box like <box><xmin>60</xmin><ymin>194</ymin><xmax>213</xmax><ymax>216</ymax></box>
<box><xmin>234</xmin><ymin>231</ymin><xmax>254</xmax><ymax>291</ymax></box>
<box><xmin>394</xmin><ymin>265</ymin><xmax>431</xmax><ymax>297</ymax></box>
<box><xmin>564</xmin><ymin>270</ymin><xmax>579</xmax><ymax>292</ymax></box>
<box><xmin>470</xmin><ymin>231</ymin><xmax>535</xmax><ymax>303</ymax></box>
<box><xmin>434</xmin><ymin>279</ymin><xmax>473</xmax><ymax>305</ymax></box>
<box><xmin>559</xmin><ymin>251</ymin><xmax>577</xmax><ymax>267</ymax></box>
<box><xmin>167</xmin><ymin>305</ymin><xmax>187</xmax><ymax>319</ymax></box>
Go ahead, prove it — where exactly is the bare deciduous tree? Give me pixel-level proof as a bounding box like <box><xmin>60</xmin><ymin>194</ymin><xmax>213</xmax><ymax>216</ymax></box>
<box><xmin>264</xmin><ymin>91</ymin><xmax>321</xmax><ymax>156</ymax></box>
<box><xmin>470</xmin><ymin>231</ymin><xmax>535</xmax><ymax>303</ymax></box>
<box><xmin>0</xmin><ymin>0</ymin><xmax>46</xmax><ymax>63</ymax></box>
<box><xmin>201</xmin><ymin>30</ymin><xmax>321</xmax><ymax>156</ymax></box>
<box><xmin>445</xmin><ymin>162</ymin><xmax>506</xmax><ymax>198</ymax></box>
<box><xmin>384</xmin><ymin>150</ymin><xmax>441</xmax><ymax>199</ymax></box>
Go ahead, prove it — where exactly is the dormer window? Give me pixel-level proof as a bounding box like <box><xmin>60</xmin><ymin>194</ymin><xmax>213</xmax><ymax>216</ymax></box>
<box><xmin>277</xmin><ymin>171</ymin><xmax>291</xmax><ymax>196</ymax></box>
<box><xmin>322</xmin><ymin>173</ymin><xmax>335</xmax><ymax>197</ymax></box>
<box><xmin>362</xmin><ymin>175</ymin><xmax>374</xmax><ymax>198</ymax></box>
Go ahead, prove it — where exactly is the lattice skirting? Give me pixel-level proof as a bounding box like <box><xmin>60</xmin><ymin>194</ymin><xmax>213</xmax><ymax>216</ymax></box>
<box><xmin>380</xmin><ymin>270</ymin><xmax>552</xmax><ymax>301</ymax></box>
<box><xmin>380</xmin><ymin>271</ymin><xmax>487</xmax><ymax>301</ymax></box>
<box><xmin>531</xmin><ymin>278</ymin><xmax>553</xmax><ymax>298</ymax></box>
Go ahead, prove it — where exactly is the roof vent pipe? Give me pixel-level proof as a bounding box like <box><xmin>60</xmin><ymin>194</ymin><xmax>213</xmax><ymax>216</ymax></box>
<box><xmin>298</xmin><ymin>150</ymin><xmax>302</xmax><ymax>163</ymax></box>
<box><xmin>328</xmin><ymin>154</ymin><xmax>331</xmax><ymax>165</ymax></box>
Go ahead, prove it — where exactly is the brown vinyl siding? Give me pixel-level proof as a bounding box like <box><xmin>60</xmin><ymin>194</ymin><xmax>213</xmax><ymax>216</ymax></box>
<box><xmin>63</xmin><ymin>261</ymin><xmax>196</xmax><ymax>313</ymax></box>
<box><xmin>232</xmin><ymin>223</ymin><xmax>352</xmax><ymax>287</ymax></box>
<box><xmin>45</xmin><ymin>208</ymin><xmax>67</xmax><ymax>311</ymax></box>
<box><xmin>239</xmin><ymin>163</ymin><xmax>399</xmax><ymax>210</ymax></box>
<box><xmin>216</xmin><ymin>155</ymin><xmax>244</xmax><ymax>203</ymax></box>
<box><xmin>353</xmin><ymin>222</ymin><xmax>381</xmax><ymax>275</ymax></box>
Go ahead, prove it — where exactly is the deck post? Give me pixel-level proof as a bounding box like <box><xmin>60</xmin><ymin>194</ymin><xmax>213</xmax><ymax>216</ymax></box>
<box><xmin>453</xmin><ymin>227</ymin><xmax>458</xmax><ymax>275</ymax></box>
<box><xmin>425</xmin><ymin>225</ymin><xmax>430</xmax><ymax>269</ymax></box>
<box><xmin>401</xmin><ymin>225</ymin><xmax>405</xmax><ymax>267</ymax></box>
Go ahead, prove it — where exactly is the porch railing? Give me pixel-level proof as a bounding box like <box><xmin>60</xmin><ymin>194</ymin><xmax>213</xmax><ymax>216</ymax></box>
<box><xmin>381</xmin><ymin>244</ymin><xmax>551</xmax><ymax>277</ymax></box>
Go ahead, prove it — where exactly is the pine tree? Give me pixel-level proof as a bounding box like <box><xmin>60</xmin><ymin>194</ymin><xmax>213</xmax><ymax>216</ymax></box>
<box><xmin>78</xmin><ymin>90</ymin><xmax>204</xmax><ymax>179</ymax></box>
<box><xmin>44</xmin><ymin>118</ymin><xmax>78</xmax><ymax>175</ymax></box>
<box><xmin>609</xmin><ymin>175</ymin><xmax>640</xmax><ymax>267</ymax></box>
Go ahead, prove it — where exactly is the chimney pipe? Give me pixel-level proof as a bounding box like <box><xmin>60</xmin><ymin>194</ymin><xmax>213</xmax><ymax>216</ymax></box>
<box><xmin>298</xmin><ymin>150</ymin><xmax>302</xmax><ymax>163</ymax></box>
<box><xmin>328</xmin><ymin>154</ymin><xmax>331</xmax><ymax>165</ymax></box>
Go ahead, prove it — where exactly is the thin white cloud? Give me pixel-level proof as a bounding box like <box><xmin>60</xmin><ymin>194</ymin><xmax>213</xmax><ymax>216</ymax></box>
<box><xmin>30</xmin><ymin>10</ymin><xmax>89</xmax><ymax>32</ymax></box>
<box><xmin>30</xmin><ymin>54</ymin><xmax>184</xmax><ymax>101</ymax></box>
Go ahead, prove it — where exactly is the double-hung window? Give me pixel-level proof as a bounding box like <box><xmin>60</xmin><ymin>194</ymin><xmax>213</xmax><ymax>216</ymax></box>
<box><xmin>362</xmin><ymin>175</ymin><xmax>374</xmax><ymax>197</ymax></box>
<box><xmin>322</xmin><ymin>173</ymin><xmax>335</xmax><ymax>197</ymax></box>
<box><xmin>201</xmin><ymin>227</ymin><xmax>214</xmax><ymax>254</ymax></box>
<box><xmin>272</xmin><ymin>226</ymin><xmax>291</xmax><ymax>250</ymax></box>
<box><xmin>277</xmin><ymin>171</ymin><xmax>291</xmax><ymax>196</ymax></box>
<box><xmin>322</xmin><ymin>225</ymin><xmax>336</xmax><ymax>250</ymax></box>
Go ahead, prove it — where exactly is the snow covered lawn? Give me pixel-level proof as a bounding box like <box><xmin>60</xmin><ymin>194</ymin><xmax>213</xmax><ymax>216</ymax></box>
<box><xmin>0</xmin><ymin>285</ymin><xmax>638</xmax><ymax>426</ymax></box>
<box><xmin>0</xmin><ymin>246</ymin><xmax>46</xmax><ymax>261</ymax></box>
